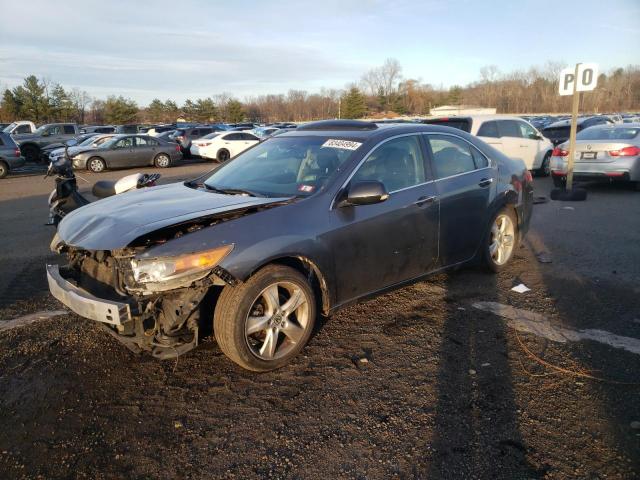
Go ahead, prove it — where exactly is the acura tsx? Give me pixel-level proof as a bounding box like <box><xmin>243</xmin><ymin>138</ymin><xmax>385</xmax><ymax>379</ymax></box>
<box><xmin>47</xmin><ymin>120</ymin><xmax>533</xmax><ymax>371</ymax></box>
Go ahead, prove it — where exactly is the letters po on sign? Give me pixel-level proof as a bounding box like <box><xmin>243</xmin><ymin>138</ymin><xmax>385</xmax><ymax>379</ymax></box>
<box><xmin>558</xmin><ymin>63</ymin><xmax>599</xmax><ymax>96</ymax></box>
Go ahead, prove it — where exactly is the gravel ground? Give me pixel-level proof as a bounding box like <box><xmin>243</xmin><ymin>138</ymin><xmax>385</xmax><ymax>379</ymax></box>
<box><xmin>0</xmin><ymin>169</ymin><xmax>639</xmax><ymax>479</ymax></box>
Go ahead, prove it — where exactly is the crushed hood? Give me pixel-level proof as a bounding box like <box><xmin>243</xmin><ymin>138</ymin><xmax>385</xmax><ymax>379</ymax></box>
<box><xmin>57</xmin><ymin>182</ymin><xmax>289</xmax><ymax>250</ymax></box>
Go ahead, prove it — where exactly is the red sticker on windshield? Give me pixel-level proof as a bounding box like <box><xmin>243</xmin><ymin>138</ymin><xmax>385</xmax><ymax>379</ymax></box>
<box><xmin>298</xmin><ymin>184</ymin><xmax>315</xmax><ymax>193</ymax></box>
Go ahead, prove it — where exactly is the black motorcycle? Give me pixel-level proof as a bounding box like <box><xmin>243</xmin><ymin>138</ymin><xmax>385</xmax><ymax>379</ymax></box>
<box><xmin>46</xmin><ymin>144</ymin><xmax>160</xmax><ymax>226</ymax></box>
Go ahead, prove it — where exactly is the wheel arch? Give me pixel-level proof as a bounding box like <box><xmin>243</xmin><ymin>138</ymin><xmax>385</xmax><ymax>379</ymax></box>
<box><xmin>217</xmin><ymin>147</ymin><xmax>230</xmax><ymax>160</ymax></box>
<box><xmin>247</xmin><ymin>255</ymin><xmax>331</xmax><ymax>316</ymax></box>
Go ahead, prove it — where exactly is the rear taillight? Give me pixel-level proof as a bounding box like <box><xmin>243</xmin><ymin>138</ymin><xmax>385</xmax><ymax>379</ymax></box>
<box><xmin>175</xmin><ymin>145</ymin><xmax>181</xmax><ymax>152</ymax></box>
<box><xmin>14</xmin><ymin>148</ymin><xmax>20</xmax><ymax>157</ymax></box>
<box><xmin>609</xmin><ymin>146</ymin><xmax>640</xmax><ymax>157</ymax></box>
<box><xmin>552</xmin><ymin>147</ymin><xmax>568</xmax><ymax>157</ymax></box>
<box><xmin>201</xmin><ymin>142</ymin><xmax>211</xmax><ymax>146</ymax></box>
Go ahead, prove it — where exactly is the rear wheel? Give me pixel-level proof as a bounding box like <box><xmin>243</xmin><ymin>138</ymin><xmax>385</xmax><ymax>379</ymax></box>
<box><xmin>154</xmin><ymin>153</ymin><xmax>171</xmax><ymax>168</ymax></box>
<box><xmin>88</xmin><ymin>157</ymin><xmax>106</xmax><ymax>173</ymax></box>
<box><xmin>214</xmin><ymin>265</ymin><xmax>316</xmax><ymax>371</ymax></box>
<box><xmin>483</xmin><ymin>208</ymin><xmax>518</xmax><ymax>272</ymax></box>
<box><xmin>22</xmin><ymin>145</ymin><xmax>39</xmax><ymax>163</ymax></box>
<box><xmin>217</xmin><ymin>149</ymin><xmax>230</xmax><ymax>162</ymax></box>
<box><xmin>0</xmin><ymin>161</ymin><xmax>8</xmax><ymax>179</ymax></box>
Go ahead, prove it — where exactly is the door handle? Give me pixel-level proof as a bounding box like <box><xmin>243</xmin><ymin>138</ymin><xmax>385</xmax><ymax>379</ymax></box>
<box><xmin>519</xmin><ymin>145</ymin><xmax>528</xmax><ymax>148</ymax></box>
<box><xmin>478</xmin><ymin>178</ymin><xmax>493</xmax><ymax>187</ymax></box>
<box><xmin>414</xmin><ymin>195</ymin><xmax>437</xmax><ymax>206</ymax></box>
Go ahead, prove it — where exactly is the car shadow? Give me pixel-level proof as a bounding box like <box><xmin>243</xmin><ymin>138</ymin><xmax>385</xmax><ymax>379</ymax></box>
<box><xmin>427</xmin><ymin>266</ymin><xmax>542</xmax><ymax>478</ymax></box>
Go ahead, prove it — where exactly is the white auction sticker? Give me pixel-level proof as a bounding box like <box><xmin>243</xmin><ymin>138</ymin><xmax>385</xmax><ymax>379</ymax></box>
<box><xmin>321</xmin><ymin>139</ymin><xmax>362</xmax><ymax>150</ymax></box>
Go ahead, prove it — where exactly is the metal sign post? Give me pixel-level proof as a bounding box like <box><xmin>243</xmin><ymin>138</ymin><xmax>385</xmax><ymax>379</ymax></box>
<box><xmin>558</xmin><ymin>63</ymin><xmax>599</xmax><ymax>190</ymax></box>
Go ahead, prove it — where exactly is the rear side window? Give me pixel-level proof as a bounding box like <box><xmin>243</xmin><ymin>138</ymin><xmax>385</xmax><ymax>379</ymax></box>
<box><xmin>63</xmin><ymin>125</ymin><xmax>75</xmax><ymax>134</ymax></box>
<box><xmin>423</xmin><ymin>118</ymin><xmax>472</xmax><ymax>133</ymax></box>
<box><xmin>352</xmin><ymin>135</ymin><xmax>426</xmax><ymax>192</ymax></box>
<box><xmin>16</xmin><ymin>124</ymin><xmax>31</xmax><ymax>134</ymax></box>
<box><xmin>477</xmin><ymin>121</ymin><xmax>499</xmax><ymax>138</ymax></box>
<box><xmin>497</xmin><ymin>120</ymin><xmax>521</xmax><ymax>138</ymax></box>
<box><xmin>427</xmin><ymin>134</ymin><xmax>479</xmax><ymax>179</ymax></box>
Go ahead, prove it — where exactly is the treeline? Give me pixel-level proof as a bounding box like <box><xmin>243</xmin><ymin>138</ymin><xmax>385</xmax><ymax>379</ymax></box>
<box><xmin>1</xmin><ymin>60</ymin><xmax>639</xmax><ymax>125</ymax></box>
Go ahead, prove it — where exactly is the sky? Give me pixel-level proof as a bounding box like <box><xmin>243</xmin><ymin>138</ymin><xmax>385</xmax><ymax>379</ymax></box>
<box><xmin>0</xmin><ymin>0</ymin><xmax>638</xmax><ymax>106</ymax></box>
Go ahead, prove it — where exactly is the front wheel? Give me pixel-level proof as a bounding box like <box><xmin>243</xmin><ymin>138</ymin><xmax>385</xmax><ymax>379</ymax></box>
<box><xmin>88</xmin><ymin>157</ymin><xmax>106</xmax><ymax>173</ymax></box>
<box><xmin>483</xmin><ymin>208</ymin><xmax>518</xmax><ymax>272</ymax></box>
<box><xmin>214</xmin><ymin>265</ymin><xmax>316</xmax><ymax>371</ymax></box>
<box><xmin>536</xmin><ymin>152</ymin><xmax>551</xmax><ymax>177</ymax></box>
<box><xmin>154</xmin><ymin>153</ymin><xmax>171</xmax><ymax>168</ymax></box>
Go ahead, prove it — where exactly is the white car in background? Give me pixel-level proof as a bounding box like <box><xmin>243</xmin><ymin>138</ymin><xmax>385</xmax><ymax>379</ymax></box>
<box><xmin>424</xmin><ymin>115</ymin><xmax>554</xmax><ymax>176</ymax></box>
<box><xmin>190</xmin><ymin>131</ymin><xmax>260</xmax><ymax>162</ymax></box>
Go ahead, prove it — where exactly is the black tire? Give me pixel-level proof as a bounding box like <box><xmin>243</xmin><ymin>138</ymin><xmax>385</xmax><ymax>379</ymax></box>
<box><xmin>217</xmin><ymin>149</ymin><xmax>230</xmax><ymax>162</ymax></box>
<box><xmin>22</xmin><ymin>145</ymin><xmax>39</xmax><ymax>163</ymax></box>
<box><xmin>0</xmin><ymin>161</ymin><xmax>8</xmax><ymax>179</ymax></box>
<box><xmin>214</xmin><ymin>264</ymin><xmax>316</xmax><ymax>372</ymax></box>
<box><xmin>482</xmin><ymin>207</ymin><xmax>519</xmax><ymax>273</ymax></box>
<box><xmin>87</xmin><ymin>157</ymin><xmax>106</xmax><ymax>173</ymax></box>
<box><xmin>552</xmin><ymin>175</ymin><xmax>566</xmax><ymax>188</ymax></box>
<box><xmin>154</xmin><ymin>153</ymin><xmax>171</xmax><ymax>168</ymax></box>
<box><xmin>536</xmin><ymin>152</ymin><xmax>551</xmax><ymax>177</ymax></box>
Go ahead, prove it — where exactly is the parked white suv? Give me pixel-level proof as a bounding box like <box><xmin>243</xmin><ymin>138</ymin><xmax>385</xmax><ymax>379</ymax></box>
<box><xmin>424</xmin><ymin>115</ymin><xmax>554</xmax><ymax>176</ymax></box>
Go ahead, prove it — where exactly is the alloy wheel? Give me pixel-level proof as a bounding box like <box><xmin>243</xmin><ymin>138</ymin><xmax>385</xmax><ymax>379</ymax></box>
<box><xmin>155</xmin><ymin>154</ymin><xmax>170</xmax><ymax>168</ymax></box>
<box><xmin>489</xmin><ymin>214</ymin><xmax>515</xmax><ymax>265</ymax></box>
<box><xmin>89</xmin><ymin>158</ymin><xmax>104</xmax><ymax>172</ymax></box>
<box><xmin>244</xmin><ymin>281</ymin><xmax>310</xmax><ymax>360</ymax></box>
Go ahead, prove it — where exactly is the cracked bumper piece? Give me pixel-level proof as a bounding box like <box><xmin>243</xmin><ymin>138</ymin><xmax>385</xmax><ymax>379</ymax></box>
<box><xmin>46</xmin><ymin>264</ymin><xmax>131</xmax><ymax>326</ymax></box>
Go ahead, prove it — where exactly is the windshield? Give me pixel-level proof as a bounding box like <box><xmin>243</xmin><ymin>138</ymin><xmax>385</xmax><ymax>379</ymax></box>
<box><xmin>2</xmin><ymin>122</ymin><xmax>18</xmax><ymax>133</ymax></box>
<box><xmin>78</xmin><ymin>135</ymin><xmax>98</xmax><ymax>146</ymax></box>
<box><xmin>577</xmin><ymin>127</ymin><xmax>640</xmax><ymax>140</ymax></box>
<box><xmin>203</xmin><ymin>136</ymin><xmax>360</xmax><ymax>197</ymax></box>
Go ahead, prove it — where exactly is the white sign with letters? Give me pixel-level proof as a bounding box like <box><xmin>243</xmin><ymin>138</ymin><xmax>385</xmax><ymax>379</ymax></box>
<box><xmin>558</xmin><ymin>63</ymin><xmax>599</xmax><ymax>96</ymax></box>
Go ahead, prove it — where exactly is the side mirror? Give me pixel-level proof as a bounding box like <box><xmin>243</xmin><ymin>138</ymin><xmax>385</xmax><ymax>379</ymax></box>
<box><xmin>65</xmin><ymin>139</ymin><xmax>78</xmax><ymax>147</ymax></box>
<box><xmin>340</xmin><ymin>180</ymin><xmax>389</xmax><ymax>207</ymax></box>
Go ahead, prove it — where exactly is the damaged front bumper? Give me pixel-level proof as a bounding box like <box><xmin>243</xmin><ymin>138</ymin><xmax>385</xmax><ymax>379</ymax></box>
<box><xmin>47</xmin><ymin>264</ymin><xmax>131</xmax><ymax>325</ymax></box>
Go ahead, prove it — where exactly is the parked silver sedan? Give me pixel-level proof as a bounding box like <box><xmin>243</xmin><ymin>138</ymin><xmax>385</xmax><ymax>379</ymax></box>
<box><xmin>69</xmin><ymin>134</ymin><xmax>183</xmax><ymax>172</ymax></box>
<box><xmin>550</xmin><ymin>123</ymin><xmax>640</xmax><ymax>189</ymax></box>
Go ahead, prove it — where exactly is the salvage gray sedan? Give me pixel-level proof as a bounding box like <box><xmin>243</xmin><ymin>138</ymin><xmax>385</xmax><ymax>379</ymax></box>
<box><xmin>550</xmin><ymin>123</ymin><xmax>640</xmax><ymax>189</ymax></box>
<box><xmin>47</xmin><ymin>121</ymin><xmax>533</xmax><ymax>371</ymax></box>
<box><xmin>70</xmin><ymin>134</ymin><xmax>183</xmax><ymax>172</ymax></box>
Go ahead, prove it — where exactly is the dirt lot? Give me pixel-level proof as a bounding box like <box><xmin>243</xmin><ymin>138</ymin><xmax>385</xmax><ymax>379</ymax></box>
<box><xmin>0</xmin><ymin>167</ymin><xmax>639</xmax><ymax>479</ymax></box>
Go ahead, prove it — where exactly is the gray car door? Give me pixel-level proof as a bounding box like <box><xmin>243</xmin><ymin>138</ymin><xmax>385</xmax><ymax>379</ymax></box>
<box><xmin>133</xmin><ymin>136</ymin><xmax>155</xmax><ymax>165</ymax></box>
<box><xmin>109</xmin><ymin>136</ymin><xmax>136</xmax><ymax>168</ymax></box>
<box><xmin>329</xmin><ymin>134</ymin><xmax>440</xmax><ymax>305</ymax></box>
<box><xmin>424</xmin><ymin>133</ymin><xmax>495</xmax><ymax>266</ymax></box>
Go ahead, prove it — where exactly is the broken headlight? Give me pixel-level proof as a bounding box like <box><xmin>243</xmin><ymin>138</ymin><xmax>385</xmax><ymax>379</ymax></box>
<box><xmin>131</xmin><ymin>245</ymin><xmax>233</xmax><ymax>284</ymax></box>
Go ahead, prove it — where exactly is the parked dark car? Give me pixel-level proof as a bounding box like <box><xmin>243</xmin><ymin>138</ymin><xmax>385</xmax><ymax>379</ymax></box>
<box><xmin>80</xmin><ymin>125</ymin><xmax>116</xmax><ymax>134</ymax></box>
<box><xmin>542</xmin><ymin>116</ymin><xmax>614</xmax><ymax>145</ymax></box>
<box><xmin>68</xmin><ymin>134</ymin><xmax>182</xmax><ymax>172</ymax></box>
<box><xmin>13</xmin><ymin>123</ymin><xmax>80</xmax><ymax>162</ymax></box>
<box><xmin>47</xmin><ymin>120</ymin><xmax>533</xmax><ymax>370</ymax></box>
<box><xmin>173</xmin><ymin>126</ymin><xmax>218</xmax><ymax>154</ymax></box>
<box><xmin>0</xmin><ymin>133</ymin><xmax>26</xmax><ymax>178</ymax></box>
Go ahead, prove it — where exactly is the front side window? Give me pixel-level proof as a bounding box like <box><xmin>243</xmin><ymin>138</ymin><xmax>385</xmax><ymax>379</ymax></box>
<box><xmin>204</xmin><ymin>136</ymin><xmax>358</xmax><ymax>197</ymax></box>
<box><xmin>224</xmin><ymin>133</ymin><xmax>243</xmax><ymax>141</ymax></box>
<box><xmin>16</xmin><ymin>125</ymin><xmax>31</xmax><ymax>134</ymax></box>
<box><xmin>428</xmin><ymin>134</ymin><xmax>479</xmax><ymax>179</ymax></box>
<box><xmin>135</xmin><ymin>136</ymin><xmax>149</xmax><ymax>146</ymax></box>
<box><xmin>48</xmin><ymin>126</ymin><xmax>61</xmax><ymax>135</ymax></box>
<box><xmin>115</xmin><ymin>137</ymin><xmax>134</xmax><ymax>148</ymax></box>
<box><xmin>351</xmin><ymin>135</ymin><xmax>426</xmax><ymax>192</ymax></box>
<box><xmin>517</xmin><ymin>121</ymin><xmax>538</xmax><ymax>140</ymax></box>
